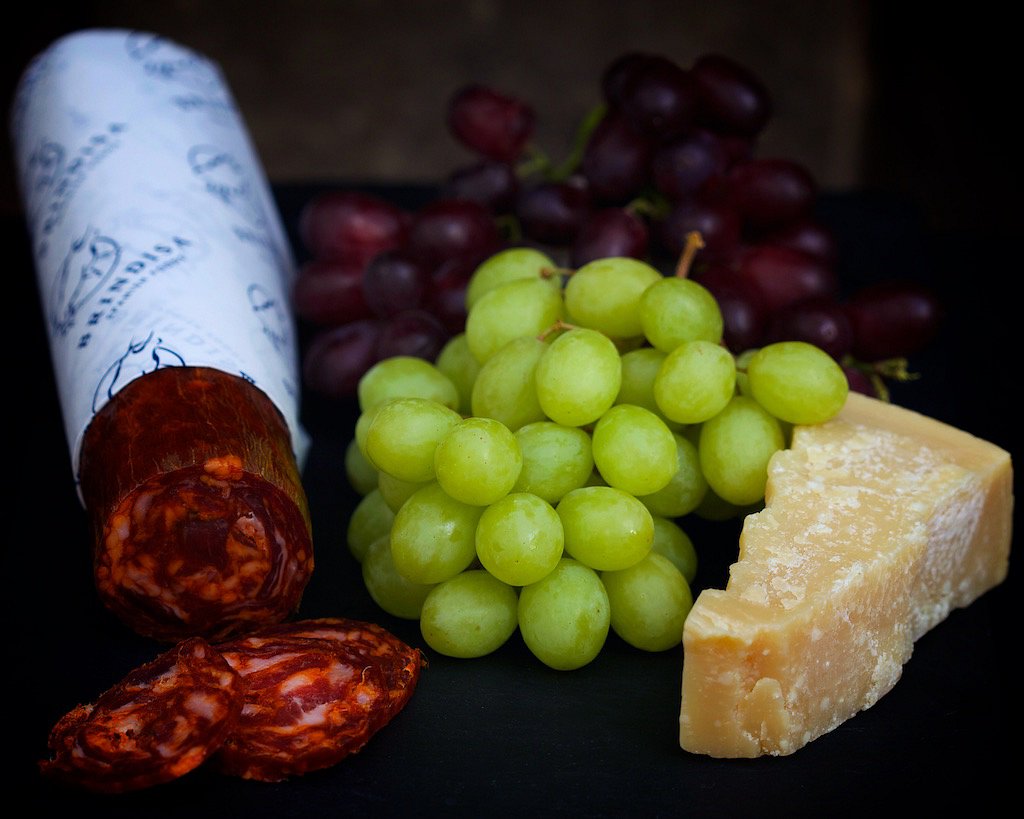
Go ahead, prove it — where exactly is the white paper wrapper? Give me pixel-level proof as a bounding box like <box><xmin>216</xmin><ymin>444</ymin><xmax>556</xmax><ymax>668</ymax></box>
<box><xmin>10</xmin><ymin>29</ymin><xmax>307</xmax><ymax>485</ymax></box>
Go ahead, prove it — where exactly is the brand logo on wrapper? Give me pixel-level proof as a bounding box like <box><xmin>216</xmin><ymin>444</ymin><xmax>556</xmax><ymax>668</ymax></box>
<box><xmin>188</xmin><ymin>145</ymin><xmax>287</xmax><ymax>267</ymax></box>
<box><xmin>92</xmin><ymin>332</ymin><xmax>186</xmax><ymax>414</ymax></box>
<box><xmin>247</xmin><ymin>284</ymin><xmax>289</xmax><ymax>353</ymax></box>
<box><xmin>24</xmin><ymin>125</ymin><xmax>127</xmax><ymax>260</ymax></box>
<box><xmin>52</xmin><ymin>228</ymin><xmax>193</xmax><ymax>349</ymax></box>
<box><xmin>50</xmin><ymin>227</ymin><xmax>122</xmax><ymax>337</ymax></box>
<box><xmin>124</xmin><ymin>32</ymin><xmax>235</xmax><ymax>120</ymax></box>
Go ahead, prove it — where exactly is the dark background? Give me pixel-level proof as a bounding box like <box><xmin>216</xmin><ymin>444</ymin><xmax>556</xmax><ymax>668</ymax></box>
<box><xmin>2</xmin><ymin>1</ymin><xmax>1021</xmax><ymax>238</ymax></box>
<box><xmin>4</xmin><ymin>3</ymin><xmax>1018</xmax><ymax>814</ymax></box>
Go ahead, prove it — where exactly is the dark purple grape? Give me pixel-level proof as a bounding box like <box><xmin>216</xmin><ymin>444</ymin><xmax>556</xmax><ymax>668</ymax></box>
<box><xmin>657</xmin><ymin>199</ymin><xmax>741</xmax><ymax>263</ymax></box>
<box><xmin>580</xmin><ymin>113</ymin><xmax>652</xmax><ymax>203</ymax></box>
<box><xmin>844</xmin><ymin>281</ymin><xmax>943</xmax><ymax>361</ymax></box>
<box><xmin>601</xmin><ymin>52</ymin><xmax>658</xmax><ymax>109</ymax></box>
<box><xmin>618</xmin><ymin>56</ymin><xmax>697</xmax><ymax>141</ymax></box>
<box><xmin>650</xmin><ymin>130</ymin><xmax>729</xmax><ymax>202</ymax></box>
<box><xmin>447</xmin><ymin>84</ymin><xmax>535</xmax><ymax>162</ymax></box>
<box><xmin>517</xmin><ymin>179</ymin><xmax>591</xmax><ymax>245</ymax></box>
<box><xmin>691</xmin><ymin>53</ymin><xmax>772</xmax><ymax>136</ymax></box>
<box><xmin>728</xmin><ymin>159</ymin><xmax>817</xmax><ymax>230</ymax></box>
<box><xmin>429</xmin><ymin>256</ymin><xmax>475</xmax><ymax>335</ymax></box>
<box><xmin>843</xmin><ymin>365</ymin><xmax>878</xmax><ymax>397</ymax></box>
<box><xmin>362</xmin><ymin>250</ymin><xmax>429</xmax><ymax>318</ymax></box>
<box><xmin>376</xmin><ymin>310</ymin><xmax>449</xmax><ymax>361</ymax></box>
<box><xmin>570</xmin><ymin>208</ymin><xmax>649</xmax><ymax>267</ymax></box>
<box><xmin>406</xmin><ymin>198</ymin><xmax>502</xmax><ymax>269</ymax></box>
<box><xmin>763</xmin><ymin>296</ymin><xmax>854</xmax><ymax>360</ymax></box>
<box><xmin>298</xmin><ymin>190</ymin><xmax>409</xmax><ymax>267</ymax></box>
<box><xmin>291</xmin><ymin>257</ymin><xmax>371</xmax><ymax>326</ymax></box>
<box><xmin>441</xmin><ymin>161</ymin><xmax>519</xmax><ymax>213</ymax></box>
<box><xmin>735</xmin><ymin>244</ymin><xmax>838</xmax><ymax>314</ymax></box>
<box><xmin>694</xmin><ymin>265</ymin><xmax>768</xmax><ymax>352</ymax></box>
<box><xmin>761</xmin><ymin>218</ymin><xmax>839</xmax><ymax>266</ymax></box>
<box><xmin>303</xmin><ymin>319</ymin><xmax>383</xmax><ymax>398</ymax></box>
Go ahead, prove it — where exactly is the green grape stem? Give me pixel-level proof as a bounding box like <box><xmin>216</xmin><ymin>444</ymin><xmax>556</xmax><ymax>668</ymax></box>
<box><xmin>547</xmin><ymin>102</ymin><xmax>609</xmax><ymax>181</ymax></box>
<box><xmin>537</xmin><ymin>319</ymin><xmax>577</xmax><ymax>342</ymax></box>
<box><xmin>842</xmin><ymin>356</ymin><xmax>919</xmax><ymax>403</ymax></box>
<box><xmin>674</xmin><ymin>232</ymin><xmax>705</xmax><ymax>279</ymax></box>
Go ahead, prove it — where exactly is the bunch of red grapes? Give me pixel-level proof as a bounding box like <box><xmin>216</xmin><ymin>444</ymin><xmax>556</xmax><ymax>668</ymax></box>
<box><xmin>295</xmin><ymin>51</ymin><xmax>941</xmax><ymax>400</ymax></box>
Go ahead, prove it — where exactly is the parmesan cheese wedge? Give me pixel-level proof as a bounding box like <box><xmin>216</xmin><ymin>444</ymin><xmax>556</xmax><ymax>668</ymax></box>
<box><xmin>679</xmin><ymin>392</ymin><xmax>1012</xmax><ymax>757</ymax></box>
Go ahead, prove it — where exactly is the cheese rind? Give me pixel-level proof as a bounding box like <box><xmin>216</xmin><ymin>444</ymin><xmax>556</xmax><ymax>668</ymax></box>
<box><xmin>679</xmin><ymin>392</ymin><xmax>1012</xmax><ymax>757</ymax></box>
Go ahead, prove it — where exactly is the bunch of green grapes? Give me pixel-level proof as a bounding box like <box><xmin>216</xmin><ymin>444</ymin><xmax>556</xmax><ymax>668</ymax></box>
<box><xmin>344</xmin><ymin>246</ymin><xmax>848</xmax><ymax>670</ymax></box>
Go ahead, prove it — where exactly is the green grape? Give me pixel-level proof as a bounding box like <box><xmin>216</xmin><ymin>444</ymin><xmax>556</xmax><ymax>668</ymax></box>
<box><xmin>650</xmin><ymin>516</ymin><xmax>698</xmax><ymax>584</ymax></box>
<box><xmin>563</xmin><ymin>257</ymin><xmax>662</xmax><ymax>339</ymax></box>
<box><xmin>475</xmin><ymin>492</ymin><xmax>564</xmax><ymax>586</ymax></box>
<box><xmin>465</xmin><ymin>246</ymin><xmax>559</xmax><ymax>310</ymax></box>
<box><xmin>471</xmin><ymin>335</ymin><xmax>549</xmax><ymax>431</ymax></box>
<box><xmin>377</xmin><ymin>471</ymin><xmax>431</xmax><ymax>513</ymax></box>
<box><xmin>345</xmin><ymin>437</ymin><xmax>378</xmax><ymax>495</ymax></box>
<box><xmin>389</xmin><ymin>482</ymin><xmax>484</xmax><ymax>584</ymax></box>
<box><xmin>639</xmin><ymin>276</ymin><xmax>723</xmax><ymax>352</ymax></box>
<box><xmin>637</xmin><ymin>433</ymin><xmax>707</xmax><ymax>518</ymax></box>
<box><xmin>435</xmin><ymin>333</ymin><xmax>481</xmax><ymax>415</ymax></box>
<box><xmin>556</xmin><ymin>485</ymin><xmax>654</xmax><ymax>571</ymax></box>
<box><xmin>346</xmin><ymin>489</ymin><xmax>395</xmax><ymax>563</ymax></box>
<box><xmin>601</xmin><ymin>552</ymin><xmax>693</xmax><ymax>652</ymax></box>
<box><xmin>434</xmin><ymin>417</ymin><xmax>523</xmax><ymax>506</ymax></box>
<box><xmin>699</xmin><ymin>395</ymin><xmax>785</xmax><ymax>506</ymax></box>
<box><xmin>746</xmin><ymin>341</ymin><xmax>849</xmax><ymax>425</ymax></box>
<box><xmin>733</xmin><ymin>347</ymin><xmax>759</xmax><ymax>397</ymax></box>
<box><xmin>653</xmin><ymin>339</ymin><xmax>736</xmax><ymax>424</ymax></box>
<box><xmin>615</xmin><ymin>347</ymin><xmax>680</xmax><ymax>429</ymax></box>
<box><xmin>518</xmin><ymin>558</ymin><xmax>610</xmax><ymax>670</ymax></box>
<box><xmin>465</xmin><ymin>277</ymin><xmax>564</xmax><ymax>364</ymax></box>
<box><xmin>591</xmin><ymin>404</ymin><xmax>677</xmax><ymax>496</ymax></box>
<box><xmin>512</xmin><ymin>421</ymin><xmax>594</xmax><ymax>504</ymax></box>
<box><xmin>420</xmin><ymin>570</ymin><xmax>520</xmax><ymax>659</ymax></box>
<box><xmin>362</xmin><ymin>536</ymin><xmax>437</xmax><ymax>619</ymax></box>
<box><xmin>535</xmin><ymin>327</ymin><xmax>622</xmax><ymax>427</ymax></box>
<box><xmin>358</xmin><ymin>355</ymin><xmax>459</xmax><ymax>412</ymax></box>
<box><xmin>364</xmin><ymin>397</ymin><xmax>462</xmax><ymax>483</ymax></box>
<box><xmin>354</xmin><ymin>399</ymin><xmax>390</xmax><ymax>458</ymax></box>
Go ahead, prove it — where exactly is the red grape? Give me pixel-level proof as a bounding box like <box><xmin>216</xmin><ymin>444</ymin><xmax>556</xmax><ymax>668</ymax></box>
<box><xmin>728</xmin><ymin>158</ymin><xmax>816</xmax><ymax>230</ymax></box>
<box><xmin>303</xmin><ymin>319</ymin><xmax>383</xmax><ymax>398</ymax></box>
<box><xmin>734</xmin><ymin>244</ymin><xmax>838</xmax><ymax>314</ymax></box>
<box><xmin>363</xmin><ymin>250</ymin><xmax>429</xmax><ymax>318</ymax></box>
<box><xmin>657</xmin><ymin>199</ymin><xmax>741</xmax><ymax>262</ymax></box>
<box><xmin>691</xmin><ymin>53</ymin><xmax>772</xmax><ymax>137</ymax></box>
<box><xmin>570</xmin><ymin>208</ymin><xmax>649</xmax><ymax>267</ymax></box>
<box><xmin>650</xmin><ymin>130</ymin><xmax>729</xmax><ymax>202</ymax></box>
<box><xmin>761</xmin><ymin>218</ymin><xmax>839</xmax><ymax>266</ymax></box>
<box><xmin>376</xmin><ymin>310</ymin><xmax>449</xmax><ymax>361</ymax></box>
<box><xmin>442</xmin><ymin>161</ymin><xmax>519</xmax><ymax>213</ymax></box>
<box><xmin>844</xmin><ymin>281</ymin><xmax>943</xmax><ymax>361</ymax></box>
<box><xmin>763</xmin><ymin>296</ymin><xmax>854</xmax><ymax>360</ymax></box>
<box><xmin>843</xmin><ymin>365</ymin><xmax>878</xmax><ymax>397</ymax></box>
<box><xmin>694</xmin><ymin>265</ymin><xmax>768</xmax><ymax>352</ymax></box>
<box><xmin>291</xmin><ymin>257</ymin><xmax>372</xmax><ymax>326</ymax></box>
<box><xmin>298</xmin><ymin>190</ymin><xmax>408</xmax><ymax>266</ymax></box>
<box><xmin>429</xmin><ymin>257</ymin><xmax>475</xmax><ymax>335</ymax></box>
<box><xmin>517</xmin><ymin>179</ymin><xmax>591</xmax><ymax>245</ymax></box>
<box><xmin>447</xmin><ymin>84</ymin><xmax>535</xmax><ymax>162</ymax></box>
<box><xmin>407</xmin><ymin>198</ymin><xmax>502</xmax><ymax>268</ymax></box>
<box><xmin>601</xmin><ymin>52</ymin><xmax>657</xmax><ymax>109</ymax></box>
<box><xmin>580</xmin><ymin>113</ymin><xmax>652</xmax><ymax>203</ymax></box>
<box><xmin>618</xmin><ymin>56</ymin><xmax>697</xmax><ymax>141</ymax></box>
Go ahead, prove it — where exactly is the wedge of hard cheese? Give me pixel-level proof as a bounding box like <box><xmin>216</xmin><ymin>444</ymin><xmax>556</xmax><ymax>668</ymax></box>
<box><xmin>679</xmin><ymin>392</ymin><xmax>1012</xmax><ymax>757</ymax></box>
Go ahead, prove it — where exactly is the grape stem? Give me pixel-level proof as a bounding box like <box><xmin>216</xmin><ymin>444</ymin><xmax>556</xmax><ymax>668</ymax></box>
<box><xmin>842</xmin><ymin>356</ymin><xmax>920</xmax><ymax>403</ymax></box>
<box><xmin>674</xmin><ymin>232</ymin><xmax>706</xmax><ymax>278</ymax></box>
<box><xmin>537</xmin><ymin>319</ymin><xmax>577</xmax><ymax>342</ymax></box>
<box><xmin>546</xmin><ymin>102</ymin><xmax>609</xmax><ymax>182</ymax></box>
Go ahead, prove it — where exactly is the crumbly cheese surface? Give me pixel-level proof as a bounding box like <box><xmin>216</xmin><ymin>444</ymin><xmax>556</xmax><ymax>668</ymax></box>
<box><xmin>679</xmin><ymin>392</ymin><xmax>1012</xmax><ymax>757</ymax></box>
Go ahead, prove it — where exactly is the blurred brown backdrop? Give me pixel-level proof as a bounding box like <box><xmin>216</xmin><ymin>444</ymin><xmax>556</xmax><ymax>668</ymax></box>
<box><xmin>3</xmin><ymin>0</ymin><xmax>1017</xmax><ymax>234</ymax></box>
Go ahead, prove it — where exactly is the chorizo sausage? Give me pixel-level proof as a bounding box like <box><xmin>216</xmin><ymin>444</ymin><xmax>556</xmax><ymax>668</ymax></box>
<box><xmin>39</xmin><ymin>637</ymin><xmax>244</xmax><ymax>793</ymax></box>
<box><xmin>79</xmin><ymin>366</ymin><xmax>314</xmax><ymax>642</ymax></box>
